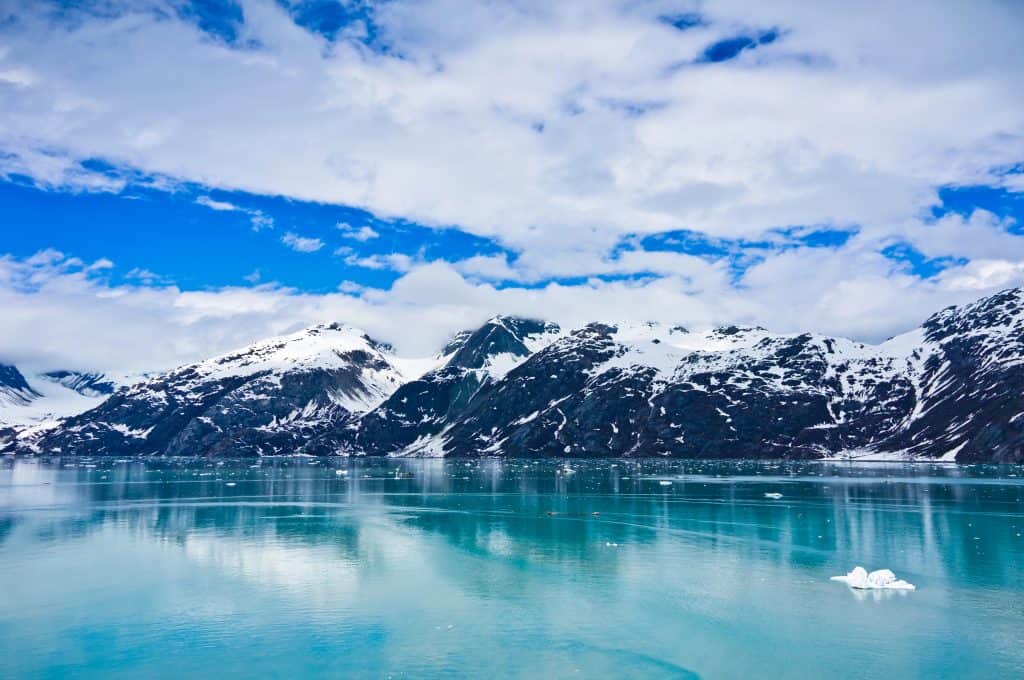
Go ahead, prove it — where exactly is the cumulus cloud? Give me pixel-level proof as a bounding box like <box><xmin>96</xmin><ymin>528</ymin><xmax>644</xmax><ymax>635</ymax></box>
<box><xmin>337</xmin><ymin>280</ymin><xmax>365</xmax><ymax>294</ymax></box>
<box><xmin>2</xmin><ymin>248</ymin><xmax>1023</xmax><ymax>375</ymax></box>
<box><xmin>195</xmin><ymin>196</ymin><xmax>240</xmax><ymax>211</ymax></box>
<box><xmin>125</xmin><ymin>267</ymin><xmax>171</xmax><ymax>286</ymax></box>
<box><xmin>0</xmin><ymin>0</ymin><xmax>1023</xmax><ymax>371</ymax></box>
<box><xmin>939</xmin><ymin>260</ymin><xmax>1024</xmax><ymax>292</ymax></box>
<box><xmin>195</xmin><ymin>194</ymin><xmax>274</xmax><ymax>230</ymax></box>
<box><xmin>0</xmin><ymin>0</ymin><xmax>1021</xmax><ymax>254</ymax></box>
<box><xmin>281</xmin><ymin>232</ymin><xmax>324</xmax><ymax>252</ymax></box>
<box><xmin>337</xmin><ymin>222</ymin><xmax>380</xmax><ymax>241</ymax></box>
<box><xmin>338</xmin><ymin>250</ymin><xmax>418</xmax><ymax>272</ymax></box>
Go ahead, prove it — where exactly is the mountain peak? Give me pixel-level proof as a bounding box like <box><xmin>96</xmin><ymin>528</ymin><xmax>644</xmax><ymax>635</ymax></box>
<box><xmin>195</xmin><ymin>322</ymin><xmax>390</xmax><ymax>378</ymax></box>
<box><xmin>307</xmin><ymin>322</ymin><xmax>392</xmax><ymax>350</ymax></box>
<box><xmin>9</xmin><ymin>287</ymin><xmax>1024</xmax><ymax>462</ymax></box>
<box><xmin>922</xmin><ymin>286</ymin><xmax>1024</xmax><ymax>342</ymax></box>
<box><xmin>41</xmin><ymin>370</ymin><xmax>117</xmax><ymax>397</ymax></box>
<box><xmin>446</xmin><ymin>317</ymin><xmax>560</xmax><ymax>371</ymax></box>
<box><xmin>712</xmin><ymin>324</ymin><xmax>768</xmax><ymax>337</ymax></box>
<box><xmin>0</xmin><ymin>363</ymin><xmax>40</xmax><ymax>406</ymax></box>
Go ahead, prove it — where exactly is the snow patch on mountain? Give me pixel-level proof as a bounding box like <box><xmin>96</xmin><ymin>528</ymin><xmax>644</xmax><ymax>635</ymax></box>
<box><xmin>8</xmin><ymin>288</ymin><xmax>1024</xmax><ymax>462</ymax></box>
<box><xmin>144</xmin><ymin>322</ymin><xmax>410</xmax><ymax>415</ymax></box>
<box><xmin>0</xmin><ymin>366</ymin><xmax>136</xmax><ymax>431</ymax></box>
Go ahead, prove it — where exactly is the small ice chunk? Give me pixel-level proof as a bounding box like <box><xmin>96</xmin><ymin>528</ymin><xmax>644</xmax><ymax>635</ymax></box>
<box><xmin>225</xmin><ymin>482</ymin><xmax>236</xmax><ymax>487</ymax></box>
<box><xmin>659</xmin><ymin>480</ymin><xmax>673</xmax><ymax>486</ymax></box>
<box><xmin>831</xmin><ymin>566</ymin><xmax>915</xmax><ymax>590</ymax></box>
<box><xmin>764</xmin><ymin>492</ymin><xmax>783</xmax><ymax>499</ymax></box>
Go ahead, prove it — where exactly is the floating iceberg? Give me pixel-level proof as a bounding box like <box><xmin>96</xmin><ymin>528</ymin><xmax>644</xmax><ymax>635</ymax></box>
<box><xmin>831</xmin><ymin>567</ymin><xmax>915</xmax><ymax>590</ymax></box>
<box><xmin>764</xmin><ymin>492</ymin><xmax>784</xmax><ymax>499</ymax></box>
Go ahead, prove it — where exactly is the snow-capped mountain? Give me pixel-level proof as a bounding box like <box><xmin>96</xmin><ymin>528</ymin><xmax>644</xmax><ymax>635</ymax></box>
<box><xmin>354</xmin><ymin>316</ymin><xmax>561</xmax><ymax>455</ymax></box>
<box><xmin>865</xmin><ymin>288</ymin><xmax>1024</xmax><ymax>462</ymax></box>
<box><xmin>39</xmin><ymin>371</ymin><xmax>118</xmax><ymax>397</ymax></box>
<box><xmin>0</xmin><ymin>364</ymin><xmax>39</xmax><ymax>408</ymax></box>
<box><xmin>18</xmin><ymin>323</ymin><xmax>427</xmax><ymax>457</ymax></box>
<box><xmin>9</xmin><ymin>288</ymin><xmax>1024</xmax><ymax>462</ymax></box>
<box><xmin>0</xmin><ymin>364</ymin><xmax>130</xmax><ymax>441</ymax></box>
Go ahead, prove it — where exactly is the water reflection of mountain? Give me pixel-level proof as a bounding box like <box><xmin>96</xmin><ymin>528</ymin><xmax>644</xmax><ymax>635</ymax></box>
<box><xmin>2</xmin><ymin>457</ymin><xmax>1021</xmax><ymax>593</ymax></box>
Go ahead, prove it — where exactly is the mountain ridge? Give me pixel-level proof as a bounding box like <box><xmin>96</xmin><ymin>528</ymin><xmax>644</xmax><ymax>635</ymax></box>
<box><xmin>5</xmin><ymin>288</ymin><xmax>1023</xmax><ymax>462</ymax></box>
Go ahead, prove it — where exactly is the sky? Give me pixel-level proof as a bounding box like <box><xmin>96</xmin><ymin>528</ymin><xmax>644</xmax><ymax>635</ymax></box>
<box><xmin>1</xmin><ymin>0</ymin><xmax>1023</xmax><ymax>373</ymax></box>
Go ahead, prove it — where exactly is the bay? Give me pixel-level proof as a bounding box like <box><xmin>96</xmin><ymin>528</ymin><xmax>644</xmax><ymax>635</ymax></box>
<box><xmin>1</xmin><ymin>457</ymin><xmax>1022</xmax><ymax>679</ymax></box>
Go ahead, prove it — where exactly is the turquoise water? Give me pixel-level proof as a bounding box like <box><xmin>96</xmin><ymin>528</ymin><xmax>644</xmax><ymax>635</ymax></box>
<box><xmin>1</xmin><ymin>458</ymin><xmax>1022</xmax><ymax>679</ymax></box>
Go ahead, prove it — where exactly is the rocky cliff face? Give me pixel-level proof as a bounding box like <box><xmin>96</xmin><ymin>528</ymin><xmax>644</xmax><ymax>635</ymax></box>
<box><xmin>40</xmin><ymin>371</ymin><xmax>118</xmax><ymax>397</ymax></box>
<box><xmin>0</xmin><ymin>364</ymin><xmax>39</xmax><ymax>450</ymax></box>
<box><xmin>869</xmin><ymin>288</ymin><xmax>1024</xmax><ymax>463</ymax></box>
<box><xmin>354</xmin><ymin>317</ymin><xmax>560</xmax><ymax>455</ymax></box>
<box><xmin>0</xmin><ymin>364</ymin><xmax>40</xmax><ymax>407</ymax></box>
<box><xmin>11</xmin><ymin>288</ymin><xmax>1024</xmax><ymax>462</ymax></box>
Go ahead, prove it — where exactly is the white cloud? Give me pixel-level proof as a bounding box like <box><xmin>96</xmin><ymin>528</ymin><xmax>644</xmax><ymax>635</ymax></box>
<box><xmin>0</xmin><ymin>67</ymin><xmax>35</xmax><ymax>87</ymax></box>
<box><xmin>281</xmin><ymin>232</ymin><xmax>324</xmax><ymax>252</ymax></box>
<box><xmin>890</xmin><ymin>210</ymin><xmax>1021</xmax><ymax>262</ymax></box>
<box><xmin>337</xmin><ymin>222</ymin><xmax>380</xmax><ymax>241</ymax></box>
<box><xmin>248</xmin><ymin>212</ymin><xmax>274</xmax><ymax>231</ymax></box>
<box><xmin>195</xmin><ymin>196</ymin><xmax>240</xmax><ymax>211</ymax></box>
<box><xmin>340</xmin><ymin>252</ymin><xmax>417</xmax><ymax>272</ymax></box>
<box><xmin>0</xmin><ymin>0</ymin><xmax>1020</xmax><ymax>264</ymax></box>
<box><xmin>195</xmin><ymin>195</ymin><xmax>274</xmax><ymax>231</ymax></box>
<box><xmin>452</xmin><ymin>254</ymin><xmax>519</xmax><ymax>281</ymax></box>
<box><xmin>939</xmin><ymin>260</ymin><xmax>1024</xmax><ymax>292</ymax></box>
<box><xmin>337</xmin><ymin>280</ymin><xmax>364</xmax><ymax>294</ymax></box>
<box><xmin>0</xmin><ymin>0</ymin><xmax>1023</xmax><ymax>371</ymax></box>
<box><xmin>0</xmin><ymin>144</ymin><xmax>128</xmax><ymax>193</ymax></box>
<box><xmin>2</xmin><ymin>248</ymin><xmax>1022</xmax><ymax>375</ymax></box>
<box><xmin>125</xmin><ymin>267</ymin><xmax>171</xmax><ymax>286</ymax></box>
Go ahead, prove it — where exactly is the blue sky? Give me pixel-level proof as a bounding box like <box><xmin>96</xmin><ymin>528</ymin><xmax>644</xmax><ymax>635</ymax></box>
<box><xmin>1</xmin><ymin>0</ymin><xmax>1023</xmax><ymax>370</ymax></box>
<box><xmin>2</xmin><ymin>176</ymin><xmax>505</xmax><ymax>292</ymax></box>
<box><xmin>6</xmin><ymin>174</ymin><xmax>1019</xmax><ymax>293</ymax></box>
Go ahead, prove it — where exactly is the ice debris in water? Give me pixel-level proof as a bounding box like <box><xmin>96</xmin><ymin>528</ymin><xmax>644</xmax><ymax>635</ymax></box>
<box><xmin>831</xmin><ymin>567</ymin><xmax>915</xmax><ymax>590</ymax></box>
<box><xmin>764</xmin><ymin>492</ymin><xmax>783</xmax><ymax>499</ymax></box>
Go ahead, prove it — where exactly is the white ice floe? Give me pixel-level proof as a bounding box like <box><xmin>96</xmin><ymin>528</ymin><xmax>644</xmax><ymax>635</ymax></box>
<box><xmin>764</xmin><ymin>492</ymin><xmax>784</xmax><ymax>499</ymax></box>
<box><xmin>831</xmin><ymin>567</ymin><xmax>916</xmax><ymax>590</ymax></box>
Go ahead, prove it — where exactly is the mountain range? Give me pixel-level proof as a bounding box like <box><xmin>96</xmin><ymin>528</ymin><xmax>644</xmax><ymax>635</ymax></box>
<box><xmin>3</xmin><ymin>288</ymin><xmax>1022</xmax><ymax>462</ymax></box>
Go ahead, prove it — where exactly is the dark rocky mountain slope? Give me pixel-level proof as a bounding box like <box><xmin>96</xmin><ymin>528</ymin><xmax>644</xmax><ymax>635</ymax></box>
<box><xmin>19</xmin><ymin>324</ymin><xmax>411</xmax><ymax>457</ymax></box>
<box><xmin>10</xmin><ymin>288</ymin><xmax>1024</xmax><ymax>462</ymax></box>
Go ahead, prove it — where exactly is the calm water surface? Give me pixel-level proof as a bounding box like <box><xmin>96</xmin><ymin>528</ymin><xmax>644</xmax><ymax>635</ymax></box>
<box><xmin>1</xmin><ymin>457</ymin><xmax>1022</xmax><ymax>679</ymax></box>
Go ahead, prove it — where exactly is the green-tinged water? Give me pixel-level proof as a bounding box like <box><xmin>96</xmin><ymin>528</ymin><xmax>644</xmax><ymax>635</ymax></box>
<box><xmin>1</xmin><ymin>458</ymin><xmax>1022</xmax><ymax>679</ymax></box>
